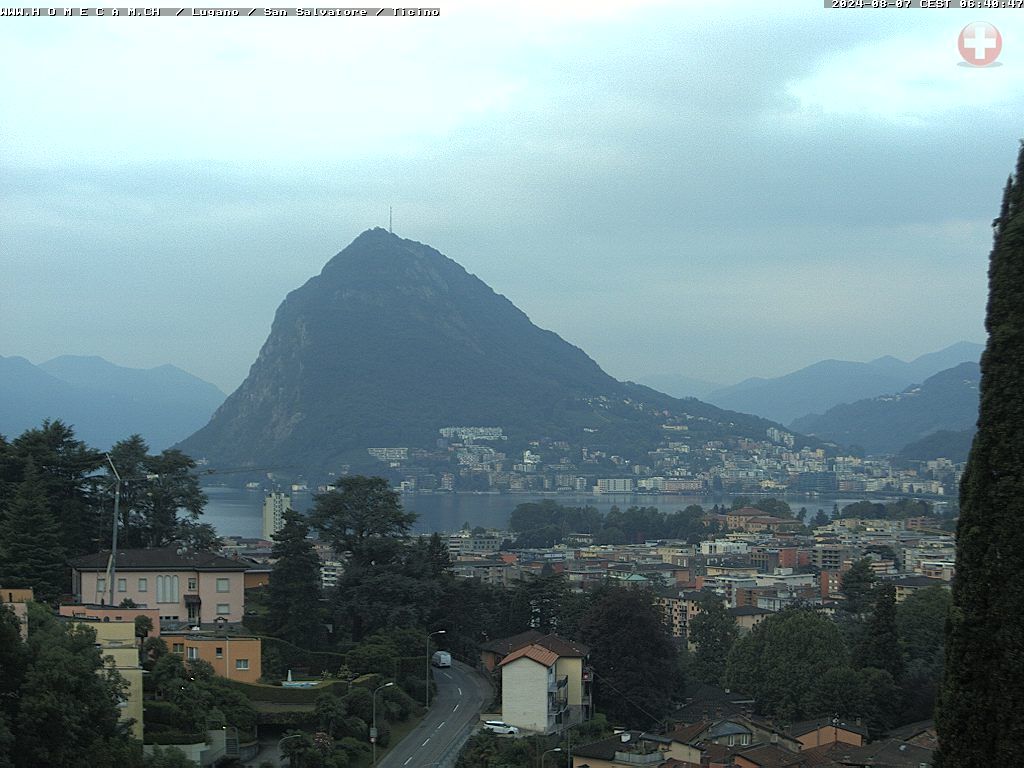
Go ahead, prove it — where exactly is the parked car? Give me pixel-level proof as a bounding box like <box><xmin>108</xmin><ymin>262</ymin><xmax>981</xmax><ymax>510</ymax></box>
<box><xmin>483</xmin><ymin>721</ymin><xmax>520</xmax><ymax>735</ymax></box>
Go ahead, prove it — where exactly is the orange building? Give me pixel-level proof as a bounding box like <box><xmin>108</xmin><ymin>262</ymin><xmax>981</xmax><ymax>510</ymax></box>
<box><xmin>162</xmin><ymin>630</ymin><xmax>262</xmax><ymax>683</ymax></box>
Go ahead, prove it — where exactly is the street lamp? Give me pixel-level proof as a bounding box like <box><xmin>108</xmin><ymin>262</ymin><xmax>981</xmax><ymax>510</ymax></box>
<box><xmin>372</xmin><ymin>681</ymin><xmax>395</xmax><ymax>765</ymax></box>
<box><xmin>425</xmin><ymin>629</ymin><xmax>446</xmax><ymax>708</ymax></box>
<box><xmin>540</xmin><ymin>747</ymin><xmax>562</xmax><ymax>768</ymax></box>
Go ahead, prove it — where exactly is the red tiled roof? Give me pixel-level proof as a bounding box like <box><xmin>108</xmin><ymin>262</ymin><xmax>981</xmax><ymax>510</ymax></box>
<box><xmin>498</xmin><ymin>643</ymin><xmax>558</xmax><ymax>668</ymax></box>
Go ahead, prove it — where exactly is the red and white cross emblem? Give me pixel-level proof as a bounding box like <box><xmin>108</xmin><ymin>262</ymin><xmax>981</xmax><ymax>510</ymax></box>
<box><xmin>958</xmin><ymin>22</ymin><xmax>1001</xmax><ymax>67</ymax></box>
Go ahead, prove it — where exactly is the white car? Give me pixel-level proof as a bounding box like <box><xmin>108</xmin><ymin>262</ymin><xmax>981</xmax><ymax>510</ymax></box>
<box><xmin>483</xmin><ymin>721</ymin><xmax>521</xmax><ymax>735</ymax></box>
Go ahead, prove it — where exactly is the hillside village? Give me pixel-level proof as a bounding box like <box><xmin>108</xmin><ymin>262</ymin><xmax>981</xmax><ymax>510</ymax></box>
<box><xmin>2</xmin><ymin>483</ymin><xmax>954</xmax><ymax>767</ymax></box>
<box><xmin>361</xmin><ymin>425</ymin><xmax>960</xmax><ymax>497</ymax></box>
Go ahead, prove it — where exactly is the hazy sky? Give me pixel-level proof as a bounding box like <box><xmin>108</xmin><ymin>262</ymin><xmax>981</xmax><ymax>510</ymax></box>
<box><xmin>2</xmin><ymin>1</ymin><xmax>1020</xmax><ymax>394</ymax></box>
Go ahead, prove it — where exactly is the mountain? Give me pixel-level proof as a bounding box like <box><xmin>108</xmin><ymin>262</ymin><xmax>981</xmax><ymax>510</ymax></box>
<box><xmin>633</xmin><ymin>373</ymin><xmax>722</xmax><ymax>400</ymax></box>
<box><xmin>705</xmin><ymin>342</ymin><xmax>983</xmax><ymax>425</ymax></box>
<box><xmin>0</xmin><ymin>355</ymin><xmax>225</xmax><ymax>451</ymax></box>
<box><xmin>179</xmin><ymin>229</ymin><xmax>792</xmax><ymax>476</ymax></box>
<box><xmin>896</xmin><ymin>429</ymin><xmax>975</xmax><ymax>463</ymax></box>
<box><xmin>790</xmin><ymin>362</ymin><xmax>980</xmax><ymax>455</ymax></box>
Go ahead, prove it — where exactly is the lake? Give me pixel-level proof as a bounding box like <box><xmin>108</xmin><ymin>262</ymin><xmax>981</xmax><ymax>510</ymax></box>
<box><xmin>200</xmin><ymin>486</ymin><xmax>899</xmax><ymax>539</ymax></box>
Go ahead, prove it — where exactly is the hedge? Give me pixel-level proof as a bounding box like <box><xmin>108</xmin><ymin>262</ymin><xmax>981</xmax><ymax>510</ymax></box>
<box><xmin>220</xmin><ymin>677</ymin><xmax>349</xmax><ymax>703</ymax></box>
<box><xmin>143</xmin><ymin>730</ymin><xmax>205</xmax><ymax>746</ymax></box>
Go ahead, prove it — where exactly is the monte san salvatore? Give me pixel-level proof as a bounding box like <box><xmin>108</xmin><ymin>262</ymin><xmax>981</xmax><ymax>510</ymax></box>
<box><xmin>177</xmin><ymin>228</ymin><xmax>785</xmax><ymax>479</ymax></box>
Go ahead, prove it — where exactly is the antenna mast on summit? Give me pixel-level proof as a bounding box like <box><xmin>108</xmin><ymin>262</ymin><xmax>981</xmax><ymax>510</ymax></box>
<box><xmin>389</xmin><ymin>206</ymin><xmax>393</xmax><ymax>234</ymax></box>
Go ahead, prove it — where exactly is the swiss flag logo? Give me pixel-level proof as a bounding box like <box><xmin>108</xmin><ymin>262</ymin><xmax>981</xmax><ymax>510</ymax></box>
<box><xmin>958</xmin><ymin>22</ymin><xmax>1001</xmax><ymax>67</ymax></box>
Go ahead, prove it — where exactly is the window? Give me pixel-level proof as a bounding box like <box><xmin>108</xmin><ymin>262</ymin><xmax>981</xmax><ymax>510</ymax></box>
<box><xmin>215</xmin><ymin>647</ymin><xmax>223</xmax><ymax>658</ymax></box>
<box><xmin>156</xmin><ymin>575</ymin><xmax>179</xmax><ymax>604</ymax></box>
<box><xmin>187</xmin><ymin>647</ymin><xmax>199</xmax><ymax>660</ymax></box>
<box><xmin>188</xmin><ymin>577</ymin><xmax>197</xmax><ymax>590</ymax></box>
<box><xmin>216</xmin><ymin>578</ymin><xmax>230</xmax><ymax>593</ymax></box>
<box><xmin>97</xmin><ymin>578</ymin><xmax>106</xmax><ymax>594</ymax></box>
<box><xmin>235</xmin><ymin>659</ymin><xmax>249</xmax><ymax>670</ymax></box>
<box><xmin>172</xmin><ymin>643</ymin><xmax>184</xmax><ymax>654</ymax></box>
<box><xmin>216</xmin><ymin>604</ymin><xmax>230</xmax><ymax>615</ymax></box>
<box><xmin>117</xmin><ymin>578</ymin><xmax>127</xmax><ymax>593</ymax></box>
<box><xmin>138</xmin><ymin>578</ymin><xmax>148</xmax><ymax>592</ymax></box>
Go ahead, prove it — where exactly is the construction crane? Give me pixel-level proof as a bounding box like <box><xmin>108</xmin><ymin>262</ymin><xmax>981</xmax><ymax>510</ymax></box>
<box><xmin>100</xmin><ymin>460</ymin><xmax>291</xmax><ymax>608</ymax></box>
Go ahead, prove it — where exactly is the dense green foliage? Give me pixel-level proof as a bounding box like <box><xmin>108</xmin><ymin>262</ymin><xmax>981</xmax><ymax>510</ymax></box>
<box><xmin>854</xmin><ymin>583</ymin><xmax>904</xmax><ymax>683</ymax></box>
<box><xmin>145</xmin><ymin>652</ymin><xmax>257</xmax><ymax>741</ymax></box>
<box><xmin>839</xmin><ymin>558</ymin><xmax>877</xmax><ymax>615</ymax></box>
<box><xmin>897</xmin><ymin>586</ymin><xmax>951</xmax><ymax>723</ymax></box>
<box><xmin>580</xmin><ymin>585</ymin><xmax>679</xmax><ymax>727</ymax></box>
<box><xmin>0</xmin><ymin>459</ymin><xmax>66</xmax><ymax>602</ymax></box>
<box><xmin>687</xmin><ymin>592</ymin><xmax>738</xmax><ymax>686</ymax></box>
<box><xmin>510</xmin><ymin>499</ymin><xmax>717</xmax><ymax>547</ymax></box>
<box><xmin>937</xmin><ymin>144</ymin><xmax>1024</xmax><ymax>767</ymax></box>
<box><xmin>0</xmin><ymin>603</ymin><xmax>143</xmax><ymax>768</ymax></box>
<box><xmin>838</xmin><ymin>498</ymin><xmax>935</xmax><ymax>521</ymax></box>
<box><xmin>312</xmin><ymin>477</ymin><xmax>417</xmax><ymax>568</ymax></box>
<box><xmin>267</xmin><ymin>510</ymin><xmax>325</xmax><ymax>647</ymax></box>
<box><xmin>725</xmin><ymin>609</ymin><xmax>850</xmax><ymax>722</ymax></box>
<box><xmin>0</xmin><ymin>422</ymin><xmax>217</xmax><ymax>604</ymax></box>
<box><xmin>105</xmin><ymin>435</ymin><xmax>214</xmax><ymax>550</ymax></box>
<box><xmin>721</xmin><ymin>603</ymin><xmax>930</xmax><ymax>737</ymax></box>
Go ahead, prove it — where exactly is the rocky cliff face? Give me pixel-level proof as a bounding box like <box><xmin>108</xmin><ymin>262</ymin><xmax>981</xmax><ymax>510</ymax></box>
<box><xmin>179</xmin><ymin>228</ymin><xmax>782</xmax><ymax>475</ymax></box>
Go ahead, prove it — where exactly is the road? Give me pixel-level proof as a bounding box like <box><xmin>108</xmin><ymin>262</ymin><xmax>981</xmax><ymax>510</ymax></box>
<box><xmin>377</xmin><ymin>660</ymin><xmax>491</xmax><ymax>768</ymax></box>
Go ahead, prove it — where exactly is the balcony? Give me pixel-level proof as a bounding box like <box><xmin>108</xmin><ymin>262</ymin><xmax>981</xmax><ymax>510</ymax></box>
<box><xmin>548</xmin><ymin>674</ymin><xmax>567</xmax><ymax>692</ymax></box>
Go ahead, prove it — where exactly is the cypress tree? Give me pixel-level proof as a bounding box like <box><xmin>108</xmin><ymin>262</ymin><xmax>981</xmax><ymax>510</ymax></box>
<box><xmin>854</xmin><ymin>582</ymin><xmax>904</xmax><ymax>683</ymax></box>
<box><xmin>0</xmin><ymin>459</ymin><xmax>66</xmax><ymax>603</ymax></box>
<box><xmin>267</xmin><ymin>509</ymin><xmax>324</xmax><ymax>648</ymax></box>
<box><xmin>936</xmin><ymin>143</ymin><xmax>1024</xmax><ymax>766</ymax></box>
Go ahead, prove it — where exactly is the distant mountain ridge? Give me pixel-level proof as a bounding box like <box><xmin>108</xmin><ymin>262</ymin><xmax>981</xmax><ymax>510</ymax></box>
<box><xmin>790</xmin><ymin>361</ymin><xmax>980</xmax><ymax>455</ymax></box>
<box><xmin>633</xmin><ymin>373</ymin><xmax>722</xmax><ymax>400</ymax></box>
<box><xmin>704</xmin><ymin>341</ymin><xmax>983</xmax><ymax>425</ymax></box>
<box><xmin>0</xmin><ymin>355</ymin><xmax>225</xmax><ymax>450</ymax></box>
<box><xmin>178</xmin><ymin>229</ymin><xmax>797</xmax><ymax>477</ymax></box>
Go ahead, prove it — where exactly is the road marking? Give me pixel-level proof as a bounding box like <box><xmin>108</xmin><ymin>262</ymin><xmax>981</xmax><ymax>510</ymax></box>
<box><xmin>457</xmin><ymin>687</ymin><xmax>462</xmax><ymax>695</ymax></box>
<box><xmin>404</xmin><ymin>759</ymin><xmax>412</xmax><ymax>765</ymax></box>
<box><xmin>421</xmin><ymin>739</ymin><xmax>430</xmax><ymax>746</ymax></box>
<box><xmin>453</xmin><ymin>704</ymin><xmax>460</xmax><ymax>712</ymax></box>
<box><xmin>441</xmin><ymin>672</ymin><xmax>452</xmax><ymax>680</ymax></box>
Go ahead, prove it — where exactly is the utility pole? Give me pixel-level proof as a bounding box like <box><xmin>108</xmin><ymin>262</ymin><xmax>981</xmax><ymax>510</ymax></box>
<box><xmin>389</xmin><ymin>205</ymin><xmax>393</xmax><ymax>234</ymax></box>
<box><xmin>105</xmin><ymin>454</ymin><xmax>122</xmax><ymax>607</ymax></box>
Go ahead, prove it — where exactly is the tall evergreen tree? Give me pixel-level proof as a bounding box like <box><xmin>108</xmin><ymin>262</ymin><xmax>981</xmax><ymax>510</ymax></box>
<box><xmin>105</xmin><ymin>436</ymin><xmax>210</xmax><ymax>550</ymax></box>
<box><xmin>936</xmin><ymin>143</ymin><xmax>1024</xmax><ymax>766</ymax></box>
<box><xmin>854</xmin><ymin>582</ymin><xmax>904</xmax><ymax>683</ymax></box>
<box><xmin>579</xmin><ymin>585</ymin><xmax>678</xmax><ymax>727</ymax></box>
<box><xmin>267</xmin><ymin>510</ymin><xmax>324</xmax><ymax>648</ymax></box>
<box><xmin>0</xmin><ymin>460</ymin><xmax>66</xmax><ymax>602</ymax></box>
<box><xmin>688</xmin><ymin>591</ymin><xmax>738</xmax><ymax>685</ymax></box>
<box><xmin>8</xmin><ymin>421</ymin><xmax>104</xmax><ymax>558</ymax></box>
<box><xmin>311</xmin><ymin>476</ymin><xmax>416</xmax><ymax>568</ymax></box>
<box><xmin>839</xmin><ymin>558</ymin><xmax>877</xmax><ymax>615</ymax></box>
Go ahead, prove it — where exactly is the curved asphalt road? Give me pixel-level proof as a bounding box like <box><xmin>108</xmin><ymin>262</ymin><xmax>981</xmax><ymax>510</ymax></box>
<box><xmin>377</xmin><ymin>660</ymin><xmax>491</xmax><ymax>768</ymax></box>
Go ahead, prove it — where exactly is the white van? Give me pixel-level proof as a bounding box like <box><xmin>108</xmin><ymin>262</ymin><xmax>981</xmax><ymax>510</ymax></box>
<box><xmin>431</xmin><ymin>650</ymin><xmax>452</xmax><ymax>668</ymax></box>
